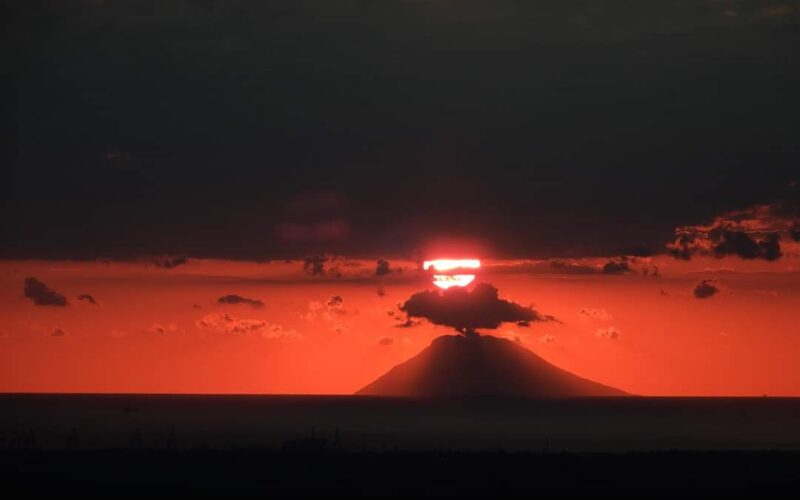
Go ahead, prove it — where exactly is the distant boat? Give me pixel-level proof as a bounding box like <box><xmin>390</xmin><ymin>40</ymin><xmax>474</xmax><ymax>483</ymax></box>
<box><xmin>357</xmin><ymin>334</ymin><xmax>627</xmax><ymax>397</ymax></box>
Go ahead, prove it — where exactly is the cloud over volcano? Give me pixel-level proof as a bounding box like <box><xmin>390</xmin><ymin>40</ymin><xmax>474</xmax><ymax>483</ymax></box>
<box><xmin>400</xmin><ymin>283</ymin><xmax>554</xmax><ymax>335</ymax></box>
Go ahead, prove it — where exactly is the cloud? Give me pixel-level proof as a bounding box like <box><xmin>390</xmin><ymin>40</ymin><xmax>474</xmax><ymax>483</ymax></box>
<box><xmin>394</xmin><ymin>317</ymin><xmax>421</xmax><ymax>328</ymax></box>
<box><xmin>263</xmin><ymin>324</ymin><xmax>302</xmax><ymax>341</ymax></box>
<box><xmin>151</xmin><ymin>256</ymin><xmax>188</xmax><ymax>269</ymax></box>
<box><xmin>668</xmin><ymin>202</ymin><xmax>799</xmax><ymax>260</ymax></box>
<box><xmin>305</xmin><ymin>295</ymin><xmax>346</xmax><ymax>319</ymax></box>
<box><xmin>548</xmin><ymin>260</ymin><xmax>597</xmax><ymax>274</ymax></box>
<box><xmin>303</xmin><ymin>255</ymin><xmax>327</xmax><ymax>276</ymax></box>
<box><xmin>217</xmin><ymin>294</ymin><xmax>265</xmax><ymax>308</ymax></box>
<box><xmin>539</xmin><ymin>334</ymin><xmax>557</xmax><ymax>344</ymax></box>
<box><xmin>302</xmin><ymin>296</ymin><xmax>350</xmax><ymax>333</ymax></box>
<box><xmin>196</xmin><ymin>313</ymin><xmax>300</xmax><ymax>340</ymax></box>
<box><xmin>602</xmin><ymin>260</ymin><xmax>632</xmax><ymax>275</ymax></box>
<box><xmin>595</xmin><ymin>327</ymin><xmax>621</xmax><ymax>340</ymax></box>
<box><xmin>376</xmin><ymin>259</ymin><xmax>391</xmax><ymax>276</ymax></box>
<box><xmin>487</xmin><ymin>257</ymin><xmax>651</xmax><ymax>277</ymax></box>
<box><xmin>378</xmin><ymin>336</ymin><xmax>394</xmax><ymax>346</ymax></box>
<box><xmin>325</xmin><ymin>295</ymin><xmax>344</xmax><ymax>311</ymax></box>
<box><xmin>77</xmin><ymin>294</ymin><xmax>97</xmax><ymax>305</ymax></box>
<box><xmin>24</xmin><ymin>277</ymin><xmax>68</xmax><ymax>306</ymax></box>
<box><xmin>386</xmin><ymin>307</ymin><xmax>420</xmax><ymax>328</ymax></box>
<box><xmin>148</xmin><ymin>323</ymin><xmax>178</xmax><ymax>334</ymax></box>
<box><xmin>196</xmin><ymin>313</ymin><xmax>267</xmax><ymax>334</ymax></box>
<box><xmin>578</xmin><ymin>308</ymin><xmax>613</xmax><ymax>322</ymax></box>
<box><xmin>693</xmin><ymin>279</ymin><xmax>720</xmax><ymax>299</ymax></box>
<box><xmin>51</xmin><ymin>327</ymin><xmax>67</xmax><ymax>337</ymax></box>
<box><xmin>400</xmin><ymin>283</ymin><xmax>555</xmax><ymax>335</ymax></box>
<box><xmin>713</xmin><ymin>231</ymin><xmax>781</xmax><ymax>261</ymax></box>
<box><xmin>300</xmin><ymin>255</ymin><xmax>368</xmax><ymax>279</ymax></box>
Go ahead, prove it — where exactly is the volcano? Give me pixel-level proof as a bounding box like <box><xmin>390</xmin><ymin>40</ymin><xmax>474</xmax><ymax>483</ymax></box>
<box><xmin>357</xmin><ymin>334</ymin><xmax>627</xmax><ymax>397</ymax></box>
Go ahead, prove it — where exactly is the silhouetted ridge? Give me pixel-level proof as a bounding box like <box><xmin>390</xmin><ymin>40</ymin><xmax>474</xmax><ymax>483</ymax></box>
<box><xmin>357</xmin><ymin>335</ymin><xmax>626</xmax><ymax>397</ymax></box>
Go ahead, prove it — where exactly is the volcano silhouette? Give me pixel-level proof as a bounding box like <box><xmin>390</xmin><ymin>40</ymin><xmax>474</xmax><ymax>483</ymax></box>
<box><xmin>357</xmin><ymin>334</ymin><xmax>627</xmax><ymax>397</ymax></box>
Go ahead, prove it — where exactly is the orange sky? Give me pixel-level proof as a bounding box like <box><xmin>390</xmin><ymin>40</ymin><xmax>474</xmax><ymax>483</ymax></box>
<box><xmin>1</xmin><ymin>255</ymin><xmax>799</xmax><ymax>396</ymax></box>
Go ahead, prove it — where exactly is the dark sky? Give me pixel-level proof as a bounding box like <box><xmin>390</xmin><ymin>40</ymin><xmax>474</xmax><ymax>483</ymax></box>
<box><xmin>3</xmin><ymin>0</ymin><xmax>799</xmax><ymax>259</ymax></box>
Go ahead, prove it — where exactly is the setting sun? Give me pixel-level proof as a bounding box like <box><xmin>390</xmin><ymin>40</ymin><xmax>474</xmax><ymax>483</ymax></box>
<box><xmin>423</xmin><ymin>259</ymin><xmax>481</xmax><ymax>289</ymax></box>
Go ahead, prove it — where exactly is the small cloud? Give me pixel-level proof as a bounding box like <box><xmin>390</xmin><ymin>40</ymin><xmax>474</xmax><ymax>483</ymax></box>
<box><xmin>376</xmin><ymin>259</ymin><xmax>391</xmax><ymax>276</ymax></box>
<box><xmin>394</xmin><ymin>317</ymin><xmax>420</xmax><ymax>328</ymax></box>
<box><xmin>196</xmin><ymin>313</ymin><xmax>267</xmax><ymax>334</ymax></box>
<box><xmin>302</xmin><ymin>295</ymin><xmax>352</xmax><ymax>333</ymax></box>
<box><xmin>110</xmin><ymin>329</ymin><xmax>127</xmax><ymax>339</ymax></box>
<box><xmin>693</xmin><ymin>279</ymin><xmax>720</xmax><ymax>299</ymax></box>
<box><xmin>262</xmin><ymin>324</ymin><xmax>302</xmax><ymax>341</ymax></box>
<box><xmin>77</xmin><ymin>294</ymin><xmax>97</xmax><ymax>305</ymax></box>
<box><xmin>148</xmin><ymin>323</ymin><xmax>177</xmax><ymax>334</ymax></box>
<box><xmin>387</xmin><ymin>305</ymin><xmax>421</xmax><ymax>328</ymax></box>
<box><xmin>303</xmin><ymin>255</ymin><xmax>327</xmax><ymax>276</ymax></box>
<box><xmin>602</xmin><ymin>260</ymin><xmax>632</xmax><ymax>275</ymax></box>
<box><xmin>217</xmin><ymin>294</ymin><xmax>265</xmax><ymax>308</ymax></box>
<box><xmin>378</xmin><ymin>336</ymin><xmax>394</xmax><ymax>346</ymax></box>
<box><xmin>595</xmin><ymin>327</ymin><xmax>621</xmax><ymax>340</ymax></box>
<box><xmin>539</xmin><ymin>334</ymin><xmax>557</xmax><ymax>344</ymax></box>
<box><xmin>301</xmin><ymin>300</ymin><xmax>324</xmax><ymax>322</ymax></box>
<box><xmin>578</xmin><ymin>308</ymin><xmax>613</xmax><ymax>322</ymax></box>
<box><xmin>325</xmin><ymin>295</ymin><xmax>344</xmax><ymax>311</ymax></box>
<box><xmin>51</xmin><ymin>327</ymin><xmax>67</xmax><ymax>337</ymax></box>
<box><xmin>24</xmin><ymin>277</ymin><xmax>68</xmax><ymax>306</ymax></box>
<box><xmin>196</xmin><ymin>313</ymin><xmax>299</xmax><ymax>340</ymax></box>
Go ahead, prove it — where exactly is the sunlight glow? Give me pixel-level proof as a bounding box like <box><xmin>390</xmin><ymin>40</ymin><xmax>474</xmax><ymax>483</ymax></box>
<box><xmin>424</xmin><ymin>259</ymin><xmax>481</xmax><ymax>289</ymax></box>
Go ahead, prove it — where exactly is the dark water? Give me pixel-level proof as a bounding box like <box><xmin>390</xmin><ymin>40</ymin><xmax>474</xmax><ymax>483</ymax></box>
<box><xmin>3</xmin><ymin>394</ymin><xmax>800</xmax><ymax>452</ymax></box>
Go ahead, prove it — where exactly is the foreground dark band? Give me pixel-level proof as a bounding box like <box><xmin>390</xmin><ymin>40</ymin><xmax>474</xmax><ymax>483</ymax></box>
<box><xmin>3</xmin><ymin>449</ymin><xmax>800</xmax><ymax>496</ymax></box>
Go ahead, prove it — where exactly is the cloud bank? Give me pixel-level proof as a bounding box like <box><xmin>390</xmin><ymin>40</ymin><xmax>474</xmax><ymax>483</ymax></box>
<box><xmin>668</xmin><ymin>203</ymin><xmax>799</xmax><ymax>261</ymax></box>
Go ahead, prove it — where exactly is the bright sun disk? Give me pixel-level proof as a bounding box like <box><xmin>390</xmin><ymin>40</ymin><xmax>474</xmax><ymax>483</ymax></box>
<box><xmin>423</xmin><ymin>259</ymin><xmax>481</xmax><ymax>289</ymax></box>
